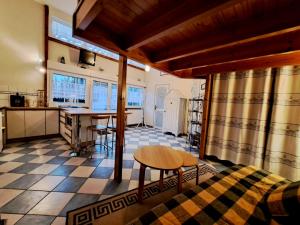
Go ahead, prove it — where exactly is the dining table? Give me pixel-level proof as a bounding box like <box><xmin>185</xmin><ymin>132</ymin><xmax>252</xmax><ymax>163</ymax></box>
<box><xmin>64</xmin><ymin>108</ymin><xmax>131</xmax><ymax>157</ymax></box>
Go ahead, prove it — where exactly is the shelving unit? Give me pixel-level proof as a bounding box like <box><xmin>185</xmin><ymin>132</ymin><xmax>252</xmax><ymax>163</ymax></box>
<box><xmin>187</xmin><ymin>98</ymin><xmax>203</xmax><ymax>151</ymax></box>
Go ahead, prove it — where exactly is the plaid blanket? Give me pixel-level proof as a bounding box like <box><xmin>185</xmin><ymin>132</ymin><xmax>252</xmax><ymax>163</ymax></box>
<box><xmin>130</xmin><ymin>165</ymin><xmax>290</xmax><ymax>225</ymax></box>
<box><xmin>266</xmin><ymin>180</ymin><xmax>300</xmax><ymax>224</ymax></box>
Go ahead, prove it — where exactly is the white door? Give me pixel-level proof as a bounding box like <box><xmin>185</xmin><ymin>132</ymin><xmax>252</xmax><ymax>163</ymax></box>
<box><xmin>154</xmin><ymin>84</ymin><xmax>169</xmax><ymax>128</ymax></box>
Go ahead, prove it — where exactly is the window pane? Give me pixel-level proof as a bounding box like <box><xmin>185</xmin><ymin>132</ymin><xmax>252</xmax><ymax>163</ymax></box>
<box><xmin>52</xmin><ymin>73</ymin><xmax>86</xmax><ymax>104</ymax></box>
<box><xmin>92</xmin><ymin>81</ymin><xmax>108</xmax><ymax>110</ymax></box>
<box><xmin>51</xmin><ymin>17</ymin><xmax>145</xmax><ymax>69</ymax></box>
<box><xmin>110</xmin><ymin>84</ymin><xmax>117</xmax><ymax>110</ymax></box>
<box><xmin>127</xmin><ymin>86</ymin><xmax>144</xmax><ymax>107</ymax></box>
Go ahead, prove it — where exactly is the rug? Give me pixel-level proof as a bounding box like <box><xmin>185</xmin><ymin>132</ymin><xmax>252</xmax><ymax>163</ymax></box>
<box><xmin>67</xmin><ymin>163</ymin><xmax>217</xmax><ymax>225</ymax></box>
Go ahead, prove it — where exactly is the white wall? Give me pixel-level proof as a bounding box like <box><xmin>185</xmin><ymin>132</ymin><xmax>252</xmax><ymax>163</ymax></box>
<box><xmin>0</xmin><ymin>0</ymin><xmax>204</xmax><ymax>125</ymax></box>
<box><xmin>48</xmin><ymin>41</ymin><xmax>145</xmax><ymax>85</ymax></box>
<box><xmin>0</xmin><ymin>1</ymin><xmax>146</xmax><ymax>107</ymax></box>
<box><xmin>144</xmin><ymin>68</ymin><xmax>205</xmax><ymax>127</ymax></box>
<box><xmin>48</xmin><ymin>6</ymin><xmax>146</xmax><ymax>85</ymax></box>
<box><xmin>0</xmin><ymin>0</ymin><xmax>44</xmax><ymax>106</ymax></box>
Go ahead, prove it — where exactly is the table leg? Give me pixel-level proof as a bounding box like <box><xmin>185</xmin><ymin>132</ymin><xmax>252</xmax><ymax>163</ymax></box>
<box><xmin>177</xmin><ymin>168</ymin><xmax>183</xmax><ymax>193</ymax></box>
<box><xmin>159</xmin><ymin>170</ymin><xmax>164</xmax><ymax>191</ymax></box>
<box><xmin>70</xmin><ymin>114</ymin><xmax>80</xmax><ymax>157</ymax></box>
<box><xmin>138</xmin><ymin>164</ymin><xmax>146</xmax><ymax>203</ymax></box>
<box><xmin>196</xmin><ymin>165</ymin><xmax>199</xmax><ymax>185</ymax></box>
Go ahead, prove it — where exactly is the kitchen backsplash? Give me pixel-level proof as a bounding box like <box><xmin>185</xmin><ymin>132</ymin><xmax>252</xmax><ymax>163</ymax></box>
<box><xmin>0</xmin><ymin>85</ymin><xmax>38</xmax><ymax>107</ymax></box>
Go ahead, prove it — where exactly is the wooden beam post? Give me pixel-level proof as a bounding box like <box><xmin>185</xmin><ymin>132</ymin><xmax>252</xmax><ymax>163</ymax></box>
<box><xmin>199</xmin><ymin>74</ymin><xmax>213</xmax><ymax>159</ymax></box>
<box><xmin>114</xmin><ymin>54</ymin><xmax>127</xmax><ymax>183</ymax></box>
<box><xmin>44</xmin><ymin>5</ymin><xmax>49</xmax><ymax>107</ymax></box>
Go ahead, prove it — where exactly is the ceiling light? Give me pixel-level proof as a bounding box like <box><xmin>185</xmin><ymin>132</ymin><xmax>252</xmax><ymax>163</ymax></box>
<box><xmin>145</xmin><ymin>65</ymin><xmax>151</xmax><ymax>72</ymax></box>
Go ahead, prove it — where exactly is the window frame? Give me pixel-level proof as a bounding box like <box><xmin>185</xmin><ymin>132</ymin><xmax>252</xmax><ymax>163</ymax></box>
<box><xmin>50</xmin><ymin>16</ymin><xmax>145</xmax><ymax>70</ymax></box>
<box><xmin>110</xmin><ymin>83</ymin><xmax>118</xmax><ymax>110</ymax></box>
<box><xmin>48</xmin><ymin>70</ymin><xmax>89</xmax><ymax>107</ymax></box>
<box><xmin>126</xmin><ymin>86</ymin><xmax>144</xmax><ymax>108</ymax></box>
<box><xmin>91</xmin><ymin>80</ymin><xmax>109</xmax><ymax>111</ymax></box>
<box><xmin>48</xmin><ymin>70</ymin><xmax>146</xmax><ymax>109</ymax></box>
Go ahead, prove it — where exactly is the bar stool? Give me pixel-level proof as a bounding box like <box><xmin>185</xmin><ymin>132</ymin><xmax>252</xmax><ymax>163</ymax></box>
<box><xmin>86</xmin><ymin>115</ymin><xmax>110</xmax><ymax>158</ymax></box>
<box><xmin>108</xmin><ymin>114</ymin><xmax>127</xmax><ymax>151</ymax></box>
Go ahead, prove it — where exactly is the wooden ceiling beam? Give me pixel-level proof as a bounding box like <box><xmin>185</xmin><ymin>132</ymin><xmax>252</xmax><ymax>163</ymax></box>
<box><xmin>73</xmin><ymin>23</ymin><xmax>123</xmax><ymax>53</ymax></box>
<box><xmin>73</xmin><ymin>25</ymin><xmax>177</xmax><ymax>77</ymax></box>
<box><xmin>124</xmin><ymin>0</ymin><xmax>242</xmax><ymax>50</ymax></box>
<box><xmin>170</xmin><ymin>29</ymin><xmax>300</xmax><ymax>71</ymax></box>
<box><xmin>74</xmin><ymin>23</ymin><xmax>175</xmax><ymax>75</ymax></box>
<box><xmin>75</xmin><ymin>0</ymin><xmax>105</xmax><ymax>30</ymax></box>
<box><xmin>175</xmin><ymin>51</ymin><xmax>300</xmax><ymax>78</ymax></box>
<box><xmin>152</xmin><ymin>4</ymin><xmax>300</xmax><ymax>63</ymax></box>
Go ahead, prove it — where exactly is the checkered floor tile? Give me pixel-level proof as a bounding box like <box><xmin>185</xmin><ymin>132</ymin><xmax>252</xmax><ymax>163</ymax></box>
<box><xmin>0</xmin><ymin>127</ymin><xmax>214</xmax><ymax>225</ymax></box>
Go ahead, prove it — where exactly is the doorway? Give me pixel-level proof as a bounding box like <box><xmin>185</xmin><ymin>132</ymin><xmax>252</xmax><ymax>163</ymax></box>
<box><xmin>154</xmin><ymin>84</ymin><xmax>169</xmax><ymax>128</ymax></box>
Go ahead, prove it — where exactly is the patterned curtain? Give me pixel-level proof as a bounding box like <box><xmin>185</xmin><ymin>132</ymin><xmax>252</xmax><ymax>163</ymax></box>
<box><xmin>206</xmin><ymin>69</ymin><xmax>273</xmax><ymax>168</ymax></box>
<box><xmin>264</xmin><ymin>66</ymin><xmax>300</xmax><ymax>181</ymax></box>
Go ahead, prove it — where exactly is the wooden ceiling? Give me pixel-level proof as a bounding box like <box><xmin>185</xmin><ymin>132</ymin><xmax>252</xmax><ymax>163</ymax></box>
<box><xmin>73</xmin><ymin>0</ymin><xmax>300</xmax><ymax>78</ymax></box>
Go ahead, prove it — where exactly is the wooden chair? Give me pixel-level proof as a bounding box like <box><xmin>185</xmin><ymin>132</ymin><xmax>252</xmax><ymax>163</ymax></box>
<box><xmin>108</xmin><ymin>114</ymin><xmax>127</xmax><ymax>151</ymax></box>
<box><xmin>86</xmin><ymin>115</ymin><xmax>110</xmax><ymax>158</ymax></box>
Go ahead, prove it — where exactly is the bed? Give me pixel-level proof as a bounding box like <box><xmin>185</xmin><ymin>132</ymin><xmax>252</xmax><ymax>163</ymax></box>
<box><xmin>130</xmin><ymin>164</ymin><xmax>299</xmax><ymax>225</ymax></box>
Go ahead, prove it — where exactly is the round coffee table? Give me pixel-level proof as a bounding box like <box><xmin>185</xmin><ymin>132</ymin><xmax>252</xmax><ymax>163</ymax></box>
<box><xmin>176</xmin><ymin>151</ymin><xmax>200</xmax><ymax>185</ymax></box>
<box><xmin>134</xmin><ymin>145</ymin><xmax>183</xmax><ymax>203</ymax></box>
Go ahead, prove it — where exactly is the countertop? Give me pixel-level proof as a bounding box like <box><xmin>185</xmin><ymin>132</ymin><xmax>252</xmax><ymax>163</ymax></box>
<box><xmin>0</xmin><ymin>107</ymin><xmax>60</xmax><ymax>110</ymax></box>
<box><xmin>64</xmin><ymin>108</ymin><xmax>131</xmax><ymax>116</ymax></box>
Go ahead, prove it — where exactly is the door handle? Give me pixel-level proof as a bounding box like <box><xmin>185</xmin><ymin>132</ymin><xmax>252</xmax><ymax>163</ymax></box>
<box><xmin>154</xmin><ymin>105</ymin><xmax>157</xmax><ymax>110</ymax></box>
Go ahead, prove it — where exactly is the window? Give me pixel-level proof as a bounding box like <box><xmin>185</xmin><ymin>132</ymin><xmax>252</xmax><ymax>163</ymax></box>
<box><xmin>51</xmin><ymin>17</ymin><xmax>145</xmax><ymax>69</ymax></box>
<box><xmin>92</xmin><ymin>81</ymin><xmax>108</xmax><ymax>110</ymax></box>
<box><xmin>127</xmin><ymin>86</ymin><xmax>144</xmax><ymax>107</ymax></box>
<box><xmin>110</xmin><ymin>84</ymin><xmax>117</xmax><ymax>110</ymax></box>
<box><xmin>52</xmin><ymin>73</ymin><xmax>86</xmax><ymax>104</ymax></box>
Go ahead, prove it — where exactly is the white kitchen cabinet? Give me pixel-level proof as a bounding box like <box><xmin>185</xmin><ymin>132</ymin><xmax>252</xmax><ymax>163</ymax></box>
<box><xmin>59</xmin><ymin>110</ymin><xmax>67</xmax><ymax>140</ymax></box>
<box><xmin>162</xmin><ymin>90</ymin><xmax>187</xmax><ymax>136</ymax></box>
<box><xmin>7</xmin><ymin>110</ymin><xmax>25</xmax><ymax>139</ymax></box>
<box><xmin>60</xmin><ymin>122</ymin><xmax>65</xmax><ymax>138</ymax></box>
<box><xmin>59</xmin><ymin>110</ymin><xmax>72</xmax><ymax>144</ymax></box>
<box><xmin>46</xmin><ymin>110</ymin><xmax>59</xmax><ymax>134</ymax></box>
<box><xmin>0</xmin><ymin>112</ymin><xmax>3</xmax><ymax>151</ymax></box>
<box><xmin>25</xmin><ymin>110</ymin><xmax>46</xmax><ymax>137</ymax></box>
<box><xmin>5</xmin><ymin>108</ymin><xmax>60</xmax><ymax>140</ymax></box>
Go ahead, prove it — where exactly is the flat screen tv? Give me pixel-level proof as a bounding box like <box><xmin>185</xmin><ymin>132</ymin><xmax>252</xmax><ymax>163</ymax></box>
<box><xmin>79</xmin><ymin>49</ymin><xmax>96</xmax><ymax>66</ymax></box>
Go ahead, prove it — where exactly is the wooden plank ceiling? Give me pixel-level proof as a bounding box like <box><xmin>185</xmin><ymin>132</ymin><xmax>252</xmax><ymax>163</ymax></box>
<box><xmin>73</xmin><ymin>0</ymin><xmax>300</xmax><ymax>78</ymax></box>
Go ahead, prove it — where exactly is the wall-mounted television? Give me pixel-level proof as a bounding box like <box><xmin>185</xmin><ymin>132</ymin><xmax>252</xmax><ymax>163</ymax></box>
<box><xmin>79</xmin><ymin>49</ymin><xmax>96</xmax><ymax>66</ymax></box>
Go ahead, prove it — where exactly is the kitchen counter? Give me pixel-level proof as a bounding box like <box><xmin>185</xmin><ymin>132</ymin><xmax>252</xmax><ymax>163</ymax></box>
<box><xmin>0</xmin><ymin>107</ymin><xmax>60</xmax><ymax>110</ymax></box>
<box><xmin>2</xmin><ymin>107</ymin><xmax>60</xmax><ymax>141</ymax></box>
<box><xmin>64</xmin><ymin>108</ymin><xmax>131</xmax><ymax>116</ymax></box>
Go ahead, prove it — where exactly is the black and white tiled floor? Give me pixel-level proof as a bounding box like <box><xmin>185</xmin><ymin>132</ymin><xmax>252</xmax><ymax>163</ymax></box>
<box><xmin>0</xmin><ymin>127</ymin><xmax>221</xmax><ymax>225</ymax></box>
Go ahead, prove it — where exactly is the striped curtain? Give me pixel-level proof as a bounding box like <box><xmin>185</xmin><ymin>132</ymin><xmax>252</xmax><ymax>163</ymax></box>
<box><xmin>206</xmin><ymin>69</ymin><xmax>273</xmax><ymax>168</ymax></box>
<box><xmin>206</xmin><ymin>66</ymin><xmax>300</xmax><ymax>181</ymax></box>
<box><xmin>264</xmin><ymin>66</ymin><xmax>300</xmax><ymax>181</ymax></box>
